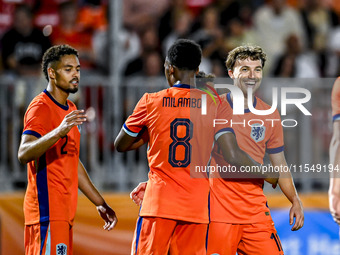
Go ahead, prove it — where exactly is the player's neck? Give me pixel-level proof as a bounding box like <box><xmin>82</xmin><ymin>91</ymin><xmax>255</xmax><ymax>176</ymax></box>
<box><xmin>46</xmin><ymin>83</ymin><xmax>69</xmax><ymax>106</ymax></box>
<box><xmin>230</xmin><ymin>94</ymin><xmax>254</xmax><ymax>109</ymax></box>
<box><xmin>175</xmin><ymin>73</ymin><xmax>195</xmax><ymax>87</ymax></box>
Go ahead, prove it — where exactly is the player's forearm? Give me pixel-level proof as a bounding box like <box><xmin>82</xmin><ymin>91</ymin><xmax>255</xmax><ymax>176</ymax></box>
<box><xmin>78</xmin><ymin>160</ymin><xmax>105</xmax><ymax>206</ymax></box>
<box><xmin>18</xmin><ymin>129</ymin><xmax>62</xmax><ymax>164</ymax></box>
<box><xmin>115</xmin><ymin>128</ymin><xmax>148</xmax><ymax>152</ymax></box>
<box><xmin>224</xmin><ymin>149</ymin><xmax>276</xmax><ymax>179</ymax></box>
<box><xmin>278</xmin><ymin>176</ymin><xmax>300</xmax><ymax>204</ymax></box>
<box><xmin>329</xmin><ymin>132</ymin><xmax>340</xmax><ymax>197</ymax></box>
<box><xmin>125</xmin><ymin>137</ymin><xmax>147</xmax><ymax>151</ymax></box>
<box><xmin>217</xmin><ymin>133</ymin><xmax>274</xmax><ymax>179</ymax></box>
<box><xmin>329</xmin><ymin>178</ymin><xmax>340</xmax><ymax>196</ymax></box>
<box><xmin>329</xmin><ymin>134</ymin><xmax>340</xmax><ymax>179</ymax></box>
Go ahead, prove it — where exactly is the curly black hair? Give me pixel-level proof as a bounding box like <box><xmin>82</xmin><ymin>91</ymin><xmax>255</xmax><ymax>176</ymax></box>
<box><xmin>167</xmin><ymin>39</ymin><xmax>202</xmax><ymax>71</ymax></box>
<box><xmin>42</xmin><ymin>45</ymin><xmax>78</xmax><ymax>81</ymax></box>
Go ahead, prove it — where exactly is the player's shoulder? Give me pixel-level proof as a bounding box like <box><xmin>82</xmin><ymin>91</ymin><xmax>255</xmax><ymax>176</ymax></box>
<box><xmin>255</xmin><ymin>96</ymin><xmax>281</xmax><ymax>117</ymax></box>
<box><xmin>67</xmin><ymin>99</ymin><xmax>77</xmax><ymax>109</ymax></box>
<box><xmin>27</xmin><ymin>92</ymin><xmax>50</xmax><ymax>110</ymax></box>
<box><xmin>142</xmin><ymin>87</ymin><xmax>179</xmax><ymax>101</ymax></box>
<box><xmin>332</xmin><ymin>77</ymin><xmax>340</xmax><ymax>92</ymax></box>
<box><xmin>254</xmin><ymin>96</ymin><xmax>270</xmax><ymax>108</ymax></box>
<box><xmin>24</xmin><ymin>92</ymin><xmax>52</xmax><ymax>121</ymax></box>
<box><xmin>218</xmin><ymin>93</ymin><xmax>232</xmax><ymax>109</ymax></box>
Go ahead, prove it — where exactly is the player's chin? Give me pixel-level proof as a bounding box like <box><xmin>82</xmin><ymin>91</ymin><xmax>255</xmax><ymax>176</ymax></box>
<box><xmin>68</xmin><ymin>87</ymin><xmax>79</xmax><ymax>94</ymax></box>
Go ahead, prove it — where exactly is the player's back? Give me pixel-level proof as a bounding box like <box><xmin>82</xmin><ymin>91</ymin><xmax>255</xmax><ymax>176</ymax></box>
<box><xmin>125</xmin><ymin>84</ymin><xmax>230</xmax><ymax>223</ymax></box>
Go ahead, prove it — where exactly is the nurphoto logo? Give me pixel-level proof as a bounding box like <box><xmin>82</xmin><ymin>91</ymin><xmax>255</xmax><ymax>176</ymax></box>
<box><xmin>201</xmin><ymin>85</ymin><xmax>312</xmax><ymax>128</ymax></box>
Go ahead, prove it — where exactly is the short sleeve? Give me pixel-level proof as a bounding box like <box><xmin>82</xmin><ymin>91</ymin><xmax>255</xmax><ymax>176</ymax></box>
<box><xmin>23</xmin><ymin>102</ymin><xmax>50</xmax><ymax>138</ymax></box>
<box><xmin>214</xmin><ymin>99</ymin><xmax>234</xmax><ymax>141</ymax></box>
<box><xmin>266</xmin><ymin>110</ymin><xmax>284</xmax><ymax>154</ymax></box>
<box><xmin>331</xmin><ymin>77</ymin><xmax>340</xmax><ymax>122</ymax></box>
<box><xmin>123</xmin><ymin>93</ymin><xmax>148</xmax><ymax>137</ymax></box>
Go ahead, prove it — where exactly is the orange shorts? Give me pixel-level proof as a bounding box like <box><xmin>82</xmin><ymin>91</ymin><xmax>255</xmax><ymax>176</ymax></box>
<box><xmin>131</xmin><ymin>216</ymin><xmax>208</xmax><ymax>255</ymax></box>
<box><xmin>24</xmin><ymin>221</ymin><xmax>73</xmax><ymax>255</ymax></box>
<box><xmin>207</xmin><ymin>220</ymin><xmax>284</xmax><ymax>255</ymax></box>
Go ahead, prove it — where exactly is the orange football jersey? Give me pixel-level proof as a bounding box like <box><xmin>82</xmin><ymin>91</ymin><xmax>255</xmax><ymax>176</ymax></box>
<box><xmin>209</xmin><ymin>93</ymin><xmax>284</xmax><ymax>224</ymax></box>
<box><xmin>124</xmin><ymin>84</ymin><xmax>233</xmax><ymax>223</ymax></box>
<box><xmin>331</xmin><ymin>77</ymin><xmax>340</xmax><ymax>121</ymax></box>
<box><xmin>23</xmin><ymin>90</ymin><xmax>80</xmax><ymax>225</ymax></box>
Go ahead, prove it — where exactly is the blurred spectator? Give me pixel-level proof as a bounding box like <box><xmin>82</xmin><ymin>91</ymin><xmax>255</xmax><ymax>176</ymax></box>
<box><xmin>141</xmin><ymin>51</ymin><xmax>163</xmax><ymax>77</ymax></box>
<box><xmin>162</xmin><ymin>9</ymin><xmax>193</xmax><ymax>56</ymax></box>
<box><xmin>332</xmin><ymin>0</ymin><xmax>340</xmax><ymax>17</ymax></box>
<box><xmin>0</xmin><ymin>4</ymin><xmax>51</xmax><ymax>76</ymax></box>
<box><xmin>78</xmin><ymin>0</ymin><xmax>108</xmax><ymax>32</ymax></box>
<box><xmin>74</xmin><ymin>0</ymin><xmax>139</xmax><ymax>75</ymax></box>
<box><xmin>223</xmin><ymin>18</ymin><xmax>256</xmax><ymax>53</ymax></box>
<box><xmin>123</xmin><ymin>0</ymin><xmax>169</xmax><ymax>32</ymax></box>
<box><xmin>186</xmin><ymin>0</ymin><xmax>214</xmax><ymax>17</ymax></box>
<box><xmin>328</xmin><ymin>22</ymin><xmax>340</xmax><ymax>76</ymax></box>
<box><xmin>124</xmin><ymin>26</ymin><xmax>160</xmax><ymax>76</ymax></box>
<box><xmin>215</xmin><ymin>0</ymin><xmax>242</xmax><ymax>28</ymax></box>
<box><xmin>92</xmin><ymin>26</ymin><xmax>140</xmax><ymax>75</ymax></box>
<box><xmin>158</xmin><ymin>0</ymin><xmax>188</xmax><ymax>43</ymax></box>
<box><xmin>299</xmin><ymin>0</ymin><xmax>339</xmax><ymax>76</ymax></box>
<box><xmin>190</xmin><ymin>6</ymin><xmax>225</xmax><ymax>73</ymax></box>
<box><xmin>128</xmin><ymin>51</ymin><xmax>163</xmax><ymax>78</ymax></box>
<box><xmin>210</xmin><ymin>59</ymin><xmax>227</xmax><ymax>77</ymax></box>
<box><xmin>272</xmin><ymin>33</ymin><xmax>320</xmax><ymax>78</ymax></box>
<box><xmin>0</xmin><ymin>1</ymin><xmax>19</xmax><ymax>37</ymax></box>
<box><xmin>50</xmin><ymin>1</ymin><xmax>95</xmax><ymax>70</ymax></box>
<box><xmin>33</xmin><ymin>0</ymin><xmax>60</xmax><ymax>29</ymax></box>
<box><xmin>253</xmin><ymin>0</ymin><xmax>306</xmax><ymax>74</ymax></box>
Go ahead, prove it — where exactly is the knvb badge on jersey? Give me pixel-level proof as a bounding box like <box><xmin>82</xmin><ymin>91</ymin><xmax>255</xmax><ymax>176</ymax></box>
<box><xmin>56</xmin><ymin>243</ymin><xmax>67</xmax><ymax>255</ymax></box>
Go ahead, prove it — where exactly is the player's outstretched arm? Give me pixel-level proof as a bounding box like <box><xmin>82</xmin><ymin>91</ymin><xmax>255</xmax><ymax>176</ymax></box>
<box><xmin>114</xmin><ymin>127</ymin><xmax>148</xmax><ymax>152</ymax></box>
<box><xmin>217</xmin><ymin>133</ymin><xmax>279</xmax><ymax>185</ymax></box>
<box><xmin>18</xmin><ymin>110</ymin><xmax>87</xmax><ymax>164</ymax></box>
<box><xmin>329</xmin><ymin>121</ymin><xmax>340</xmax><ymax>224</ymax></box>
<box><xmin>78</xmin><ymin>160</ymin><xmax>118</xmax><ymax>231</ymax></box>
<box><xmin>130</xmin><ymin>181</ymin><xmax>147</xmax><ymax>206</ymax></box>
<box><xmin>269</xmin><ymin>152</ymin><xmax>304</xmax><ymax>231</ymax></box>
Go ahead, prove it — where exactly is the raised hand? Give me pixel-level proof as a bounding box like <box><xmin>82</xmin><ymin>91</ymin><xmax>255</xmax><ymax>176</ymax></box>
<box><xmin>57</xmin><ymin>110</ymin><xmax>87</xmax><ymax>138</ymax></box>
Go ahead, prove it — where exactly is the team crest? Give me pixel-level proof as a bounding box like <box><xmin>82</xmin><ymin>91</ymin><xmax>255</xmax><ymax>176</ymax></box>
<box><xmin>56</xmin><ymin>243</ymin><xmax>67</xmax><ymax>255</ymax></box>
<box><xmin>250</xmin><ymin>123</ymin><xmax>265</xmax><ymax>142</ymax></box>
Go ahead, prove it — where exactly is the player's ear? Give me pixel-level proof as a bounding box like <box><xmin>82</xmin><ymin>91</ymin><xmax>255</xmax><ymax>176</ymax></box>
<box><xmin>195</xmin><ymin>68</ymin><xmax>199</xmax><ymax>75</ymax></box>
<box><xmin>169</xmin><ymin>65</ymin><xmax>175</xmax><ymax>75</ymax></box>
<box><xmin>48</xmin><ymin>67</ymin><xmax>56</xmax><ymax>80</ymax></box>
<box><xmin>228</xmin><ymin>69</ymin><xmax>234</xmax><ymax>79</ymax></box>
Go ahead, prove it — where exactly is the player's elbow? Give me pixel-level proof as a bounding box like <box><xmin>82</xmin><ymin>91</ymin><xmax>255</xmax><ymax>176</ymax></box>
<box><xmin>224</xmin><ymin>152</ymin><xmax>239</xmax><ymax>166</ymax></box>
<box><xmin>114</xmin><ymin>141</ymin><xmax>128</xmax><ymax>152</ymax></box>
<box><xmin>115</xmin><ymin>145</ymin><xmax>127</xmax><ymax>152</ymax></box>
<box><xmin>17</xmin><ymin>146</ymin><xmax>36</xmax><ymax>164</ymax></box>
<box><xmin>18</xmin><ymin>150</ymin><xmax>29</xmax><ymax>165</ymax></box>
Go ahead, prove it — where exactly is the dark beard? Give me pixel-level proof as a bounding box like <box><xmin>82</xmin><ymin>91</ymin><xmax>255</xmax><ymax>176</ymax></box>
<box><xmin>65</xmin><ymin>87</ymin><xmax>78</xmax><ymax>94</ymax></box>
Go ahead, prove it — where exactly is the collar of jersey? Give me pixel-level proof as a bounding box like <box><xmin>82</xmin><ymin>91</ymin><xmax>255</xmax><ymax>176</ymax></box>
<box><xmin>226</xmin><ymin>92</ymin><xmax>257</xmax><ymax>113</ymax></box>
<box><xmin>44</xmin><ymin>89</ymin><xmax>69</xmax><ymax>110</ymax></box>
<box><xmin>172</xmin><ymin>83</ymin><xmax>192</xmax><ymax>89</ymax></box>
